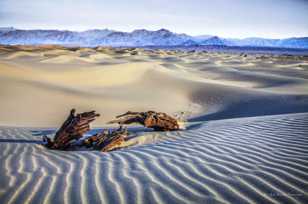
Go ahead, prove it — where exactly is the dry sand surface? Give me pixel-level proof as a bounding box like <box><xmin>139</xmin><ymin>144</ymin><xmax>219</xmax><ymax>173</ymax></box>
<box><xmin>0</xmin><ymin>45</ymin><xmax>308</xmax><ymax>203</ymax></box>
<box><xmin>0</xmin><ymin>45</ymin><xmax>308</xmax><ymax>126</ymax></box>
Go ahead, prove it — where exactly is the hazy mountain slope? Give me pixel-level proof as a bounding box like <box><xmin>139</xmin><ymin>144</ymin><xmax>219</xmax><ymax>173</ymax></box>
<box><xmin>0</xmin><ymin>27</ymin><xmax>307</xmax><ymax>48</ymax></box>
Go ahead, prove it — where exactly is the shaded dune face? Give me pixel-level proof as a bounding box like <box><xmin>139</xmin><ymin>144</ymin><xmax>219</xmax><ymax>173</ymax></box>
<box><xmin>0</xmin><ymin>45</ymin><xmax>308</xmax><ymax>126</ymax></box>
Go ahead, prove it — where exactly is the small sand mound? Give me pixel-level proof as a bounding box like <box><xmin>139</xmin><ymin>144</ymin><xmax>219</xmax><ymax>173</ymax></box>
<box><xmin>6</xmin><ymin>51</ymin><xmax>42</xmax><ymax>60</ymax></box>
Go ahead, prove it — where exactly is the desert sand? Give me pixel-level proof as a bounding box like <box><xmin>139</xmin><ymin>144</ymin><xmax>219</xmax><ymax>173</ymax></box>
<box><xmin>0</xmin><ymin>45</ymin><xmax>308</xmax><ymax>203</ymax></box>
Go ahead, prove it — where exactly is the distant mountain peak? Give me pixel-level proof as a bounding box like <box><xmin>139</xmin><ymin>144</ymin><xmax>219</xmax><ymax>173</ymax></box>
<box><xmin>156</xmin><ymin>28</ymin><xmax>171</xmax><ymax>33</ymax></box>
<box><xmin>132</xmin><ymin>29</ymin><xmax>148</xmax><ymax>33</ymax></box>
<box><xmin>0</xmin><ymin>28</ymin><xmax>307</xmax><ymax>48</ymax></box>
<box><xmin>0</xmin><ymin>27</ymin><xmax>16</xmax><ymax>32</ymax></box>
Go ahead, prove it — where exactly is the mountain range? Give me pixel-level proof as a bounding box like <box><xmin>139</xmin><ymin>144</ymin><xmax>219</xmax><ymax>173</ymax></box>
<box><xmin>1</xmin><ymin>27</ymin><xmax>308</xmax><ymax>49</ymax></box>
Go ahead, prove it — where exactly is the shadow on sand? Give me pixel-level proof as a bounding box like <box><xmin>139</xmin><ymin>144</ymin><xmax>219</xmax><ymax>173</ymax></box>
<box><xmin>0</xmin><ymin>138</ymin><xmax>42</xmax><ymax>144</ymax></box>
<box><xmin>30</xmin><ymin>126</ymin><xmax>156</xmax><ymax>138</ymax></box>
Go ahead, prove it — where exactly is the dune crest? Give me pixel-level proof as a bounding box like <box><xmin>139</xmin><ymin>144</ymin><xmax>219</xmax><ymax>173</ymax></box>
<box><xmin>1</xmin><ymin>46</ymin><xmax>308</xmax><ymax>127</ymax></box>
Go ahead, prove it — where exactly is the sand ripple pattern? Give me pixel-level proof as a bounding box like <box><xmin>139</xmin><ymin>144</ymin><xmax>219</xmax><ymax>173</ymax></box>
<box><xmin>1</xmin><ymin>112</ymin><xmax>308</xmax><ymax>204</ymax></box>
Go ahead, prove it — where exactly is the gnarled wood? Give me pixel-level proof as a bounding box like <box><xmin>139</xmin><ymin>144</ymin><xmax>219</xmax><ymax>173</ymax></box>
<box><xmin>109</xmin><ymin>111</ymin><xmax>180</xmax><ymax>131</ymax></box>
<box><xmin>94</xmin><ymin>126</ymin><xmax>128</xmax><ymax>152</ymax></box>
<box><xmin>79</xmin><ymin>126</ymin><xmax>128</xmax><ymax>151</ymax></box>
<box><xmin>43</xmin><ymin>109</ymin><xmax>179</xmax><ymax>152</ymax></box>
<box><xmin>43</xmin><ymin>109</ymin><xmax>100</xmax><ymax>150</ymax></box>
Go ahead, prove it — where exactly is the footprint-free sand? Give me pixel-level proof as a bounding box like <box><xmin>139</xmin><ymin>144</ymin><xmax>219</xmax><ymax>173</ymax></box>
<box><xmin>0</xmin><ymin>45</ymin><xmax>308</xmax><ymax>203</ymax></box>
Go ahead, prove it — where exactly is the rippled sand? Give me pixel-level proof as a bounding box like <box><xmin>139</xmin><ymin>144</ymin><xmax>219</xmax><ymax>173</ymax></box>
<box><xmin>1</xmin><ymin>113</ymin><xmax>308</xmax><ymax>203</ymax></box>
<box><xmin>0</xmin><ymin>45</ymin><xmax>308</xmax><ymax>203</ymax></box>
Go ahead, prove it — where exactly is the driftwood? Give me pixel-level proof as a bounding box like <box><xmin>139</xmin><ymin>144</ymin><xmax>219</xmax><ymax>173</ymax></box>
<box><xmin>43</xmin><ymin>109</ymin><xmax>100</xmax><ymax>150</ymax></box>
<box><xmin>108</xmin><ymin>111</ymin><xmax>180</xmax><ymax>131</ymax></box>
<box><xmin>93</xmin><ymin>126</ymin><xmax>128</xmax><ymax>152</ymax></box>
<box><xmin>43</xmin><ymin>109</ymin><xmax>129</xmax><ymax>152</ymax></box>
<box><xmin>43</xmin><ymin>109</ymin><xmax>179</xmax><ymax>152</ymax></box>
<box><xmin>79</xmin><ymin>126</ymin><xmax>128</xmax><ymax>151</ymax></box>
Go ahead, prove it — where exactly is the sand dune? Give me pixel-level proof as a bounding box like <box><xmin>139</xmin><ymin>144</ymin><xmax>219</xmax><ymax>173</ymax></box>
<box><xmin>0</xmin><ymin>113</ymin><xmax>308</xmax><ymax>203</ymax></box>
<box><xmin>1</xmin><ymin>45</ymin><xmax>308</xmax><ymax>126</ymax></box>
<box><xmin>1</xmin><ymin>45</ymin><xmax>308</xmax><ymax>203</ymax></box>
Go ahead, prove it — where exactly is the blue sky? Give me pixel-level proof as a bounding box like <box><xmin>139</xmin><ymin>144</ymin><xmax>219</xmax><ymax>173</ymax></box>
<box><xmin>0</xmin><ymin>0</ymin><xmax>308</xmax><ymax>38</ymax></box>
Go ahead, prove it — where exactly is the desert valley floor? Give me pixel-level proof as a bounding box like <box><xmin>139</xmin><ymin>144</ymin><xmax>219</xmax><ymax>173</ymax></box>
<box><xmin>0</xmin><ymin>45</ymin><xmax>308</xmax><ymax>203</ymax></box>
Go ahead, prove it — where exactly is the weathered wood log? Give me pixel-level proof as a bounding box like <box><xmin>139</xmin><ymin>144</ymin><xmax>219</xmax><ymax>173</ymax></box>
<box><xmin>43</xmin><ymin>109</ymin><xmax>179</xmax><ymax>152</ymax></box>
<box><xmin>43</xmin><ymin>109</ymin><xmax>100</xmax><ymax>150</ymax></box>
<box><xmin>108</xmin><ymin>111</ymin><xmax>180</xmax><ymax>131</ymax></box>
<box><xmin>78</xmin><ymin>126</ymin><xmax>128</xmax><ymax>151</ymax></box>
<box><xmin>93</xmin><ymin>126</ymin><xmax>128</xmax><ymax>152</ymax></box>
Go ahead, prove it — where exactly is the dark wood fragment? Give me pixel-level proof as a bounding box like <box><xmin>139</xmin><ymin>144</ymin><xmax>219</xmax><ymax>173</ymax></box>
<box><xmin>93</xmin><ymin>126</ymin><xmax>128</xmax><ymax>152</ymax></box>
<box><xmin>43</xmin><ymin>109</ymin><xmax>100</xmax><ymax>150</ymax></box>
<box><xmin>109</xmin><ymin>111</ymin><xmax>180</xmax><ymax>131</ymax></box>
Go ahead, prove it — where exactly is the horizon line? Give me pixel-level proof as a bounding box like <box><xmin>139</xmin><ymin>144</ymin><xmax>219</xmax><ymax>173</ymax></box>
<box><xmin>1</xmin><ymin>26</ymin><xmax>308</xmax><ymax>40</ymax></box>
